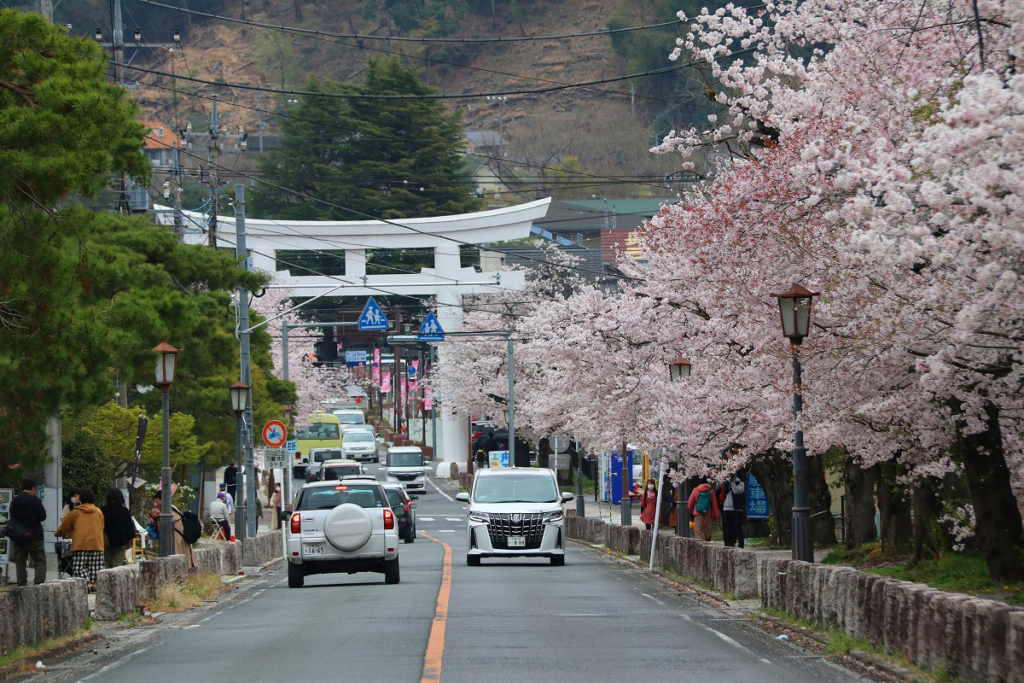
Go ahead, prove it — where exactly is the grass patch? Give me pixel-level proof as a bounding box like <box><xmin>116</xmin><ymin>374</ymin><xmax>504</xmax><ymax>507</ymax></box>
<box><xmin>821</xmin><ymin>544</ymin><xmax>1024</xmax><ymax>605</ymax></box>
<box><xmin>147</xmin><ymin>572</ymin><xmax>224</xmax><ymax>612</ymax></box>
<box><xmin>0</xmin><ymin>624</ymin><xmax>97</xmax><ymax>670</ymax></box>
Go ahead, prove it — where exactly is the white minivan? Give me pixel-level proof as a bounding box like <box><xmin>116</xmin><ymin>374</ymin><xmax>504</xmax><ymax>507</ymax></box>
<box><xmin>456</xmin><ymin>468</ymin><xmax>574</xmax><ymax>567</ymax></box>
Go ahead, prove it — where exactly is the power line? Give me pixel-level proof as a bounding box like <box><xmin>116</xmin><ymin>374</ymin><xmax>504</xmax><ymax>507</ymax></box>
<box><xmin>133</xmin><ymin>0</ymin><xmax>683</xmax><ymax>43</ymax></box>
<box><xmin>149</xmin><ymin>134</ymin><xmax>634</xmax><ymax>281</ymax></box>
<box><xmin>119</xmin><ymin>60</ymin><xmax>699</xmax><ymax>100</ymax></box>
<box><xmin>136</xmin><ymin>79</ymin><xmax>682</xmax><ymax>193</ymax></box>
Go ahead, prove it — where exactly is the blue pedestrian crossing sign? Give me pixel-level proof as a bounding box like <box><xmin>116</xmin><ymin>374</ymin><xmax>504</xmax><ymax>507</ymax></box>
<box><xmin>418</xmin><ymin>312</ymin><xmax>445</xmax><ymax>341</ymax></box>
<box><xmin>358</xmin><ymin>297</ymin><xmax>389</xmax><ymax>331</ymax></box>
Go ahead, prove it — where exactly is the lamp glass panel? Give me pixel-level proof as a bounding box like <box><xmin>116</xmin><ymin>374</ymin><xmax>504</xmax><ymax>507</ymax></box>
<box><xmin>155</xmin><ymin>355</ymin><xmax>167</xmax><ymax>385</ymax></box>
<box><xmin>795</xmin><ymin>297</ymin><xmax>812</xmax><ymax>338</ymax></box>
<box><xmin>778</xmin><ymin>297</ymin><xmax>797</xmax><ymax>338</ymax></box>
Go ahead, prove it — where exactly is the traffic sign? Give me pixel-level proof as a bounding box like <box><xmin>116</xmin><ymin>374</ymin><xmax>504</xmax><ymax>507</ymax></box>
<box><xmin>407</xmin><ymin>364</ymin><xmax>417</xmax><ymax>379</ymax></box>
<box><xmin>417</xmin><ymin>312</ymin><xmax>444</xmax><ymax>341</ymax></box>
<box><xmin>263</xmin><ymin>447</ymin><xmax>287</xmax><ymax>468</ymax></box>
<box><xmin>286</xmin><ymin>439</ymin><xmax>297</xmax><ymax>453</ymax></box>
<box><xmin>262</xmin><ymin>420</ymin><xmax>287</xmax><ymax>448</ymax></box>
<box><xmin>358</xmin><ymin>297</ymin><xmax>389</xmax><ymax>331</ymax></box>
<box><xmin>550</xmin><ymin>434</ymin><xmax>571</xmax><ymax>453</ymax></box>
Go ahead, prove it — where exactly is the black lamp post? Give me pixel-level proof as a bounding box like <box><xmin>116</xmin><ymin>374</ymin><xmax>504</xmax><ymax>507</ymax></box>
<box><xmin>229</xmin><ymin>381</ymin><xmax>250</xmax><ymax>542</ymax></box>
<box><xmin>668</xmin><ymin>358</ymin><xmax>692</xmax><ymax>537</ymax></box>
<box><xmin>153</xmin><ymin>342</ymin><xmax>180</xmax><ymax>557</ymax></box>
<box><xmin>771</xmin><ymin>283</ymin><xmax>819</xmax><ymax>563</ymax></box>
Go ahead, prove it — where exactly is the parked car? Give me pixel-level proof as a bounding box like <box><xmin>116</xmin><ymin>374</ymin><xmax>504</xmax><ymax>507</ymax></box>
<box><xmin>385</xmin><ymin>446</ymin><xmax>426</xmax><ymax>494</ymax></box>
<box><xmin>456</xmin><ymin>468</ymin><xmax>573</xmax><ymax>567</ymax></box>
<box><xmin>342</xmin><ymin>429</ymin><xmax>378</xmax><ymax>463</ymax></box>
<box><xmin>305</xmin><ymin>448</ymin><xmax>345</xmax><ymax>482</ymax></box>
<box><xmin>286</xmin><ymin>480</ymin><xmax>400</xmax><ymax>588</ymax></box>
<box><xmin>318</xmin><ymin>459</ymin><xmax>365</xmax><ymax>482</ymax></box>
<box><xmin>382</xmin><ymin>484</ymin><xmax>417</xmax><ymax>544</ymax></box>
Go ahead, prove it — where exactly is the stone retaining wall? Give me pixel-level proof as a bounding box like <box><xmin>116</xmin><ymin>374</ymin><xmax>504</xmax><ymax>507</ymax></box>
<box><xmin>762</xmin><ymin>558</ymin><xmax>1024</xmax><ymax>682</ymax></box>
<box><xmin>242</xmin><ymin>530</ymin><xmax>282</xmax><ymax>567</ymax></box>
<box><xmin>95</xmin><ymin>565</ymin><xmax>140</xmax><ymax>621</ymax></box>
<box><xmin>563</xmin><ymin>515</ymin><xmax>758</xmax><ymax>599</ymax></box>
<box><xmin>0</xmin><ymin>579</ymin><xmax>89</xmax><ymax>656</ymax></box>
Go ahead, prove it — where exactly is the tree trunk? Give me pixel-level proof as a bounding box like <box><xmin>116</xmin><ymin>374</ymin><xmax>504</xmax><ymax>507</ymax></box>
<box><xmin>875</xmin><ymin>461</ymin><xmax>912</xmax><ymax>554</ymax></box>
<box><xmin>953</xmin><ymin>401</ymin><xmax>1024</xmax><ymax>581</ymax></box>
<box><xmin>748</xmin><ymin>450</ymin><xmax>793</xmax><ymax>547</ymax></box>
<box><xmin>537</xmin><ymin>437</ymin><xmax>550</xmax><ymax>470</ymax></box>
<box><xmin>294</xmin><ymin>0</ymin><xmax>303</xmax><ymax>21</ymax></box>
<box><xmin>808</xmin><ymin>456</ymin><xmax>837</xmax><ymax>546</ymax></box>
<box><xmin>844</xmin><ymin>458</ymin><xmax>876</xmax><ymax>549</ymax></box>
<box><xmin>911</xmin><ymin>478</ymin><xmax>943</xmax><ymax>565</ymax></box>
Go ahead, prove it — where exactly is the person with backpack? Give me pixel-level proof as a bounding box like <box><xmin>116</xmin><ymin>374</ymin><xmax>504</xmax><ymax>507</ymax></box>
<box><xmin>55</xmin><ymin>488</ymin><xmax>105</xmax><ymax>587</ymax></box>
<box><xmin>101</xmin><ymin>488</ymin><xmax>137</xmax><ymax>568</ymax></box>
<box><xmin>153</xmin><ymin>488</ymin><xmax>197</xmax><ymax>568</ymax></box>
<box><xmin>687</xmin><ymin>480</ymin><xmax>720</xmax><ymax>542</ymax></box>
<box><xmin>7</xmin><ymin>478</ymin><xmax>47</xmax><ymax>586</ymax></box>
<box><xmin>719</xmin><ymin>471</ymin><xmax>747</xmax><ymax>548</ymax></box>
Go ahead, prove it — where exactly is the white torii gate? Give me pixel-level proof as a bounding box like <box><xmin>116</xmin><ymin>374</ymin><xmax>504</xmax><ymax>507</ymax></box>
<box><xmin>154</xmin><ymin>198</ymin><xmax>551</xmax><ymax>476</ymax></box>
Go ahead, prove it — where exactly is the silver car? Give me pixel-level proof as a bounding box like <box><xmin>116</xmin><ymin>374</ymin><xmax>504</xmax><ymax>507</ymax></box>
<box><xmin>456</xmin><ymin>468</ymin><xmax>574</xmax><ymax>567</ymax></box>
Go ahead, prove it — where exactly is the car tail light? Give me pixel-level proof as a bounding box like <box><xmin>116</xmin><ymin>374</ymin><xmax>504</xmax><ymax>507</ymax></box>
<box><xmin>403</xmin><ymin>505</ymin><xmax>410</xmax><ymax>514</ymax></box>
<box><xmin>383</xmin><ymin>508</ymin><xmax>394</xmax><ymax>530</ymax></box>
<box><xmin>295</xmin><ymin>451</ymin><xmax>302</xmax><ymax>460</ymax></box>
<box><xmin>290</xmin><ymin>512</ymin><xmax>301</xmax><ymax>534</ymax></box>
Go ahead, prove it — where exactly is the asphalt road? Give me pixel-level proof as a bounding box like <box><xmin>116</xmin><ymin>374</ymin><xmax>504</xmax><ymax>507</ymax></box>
<box><xmin>48</xmin><ymin>463</ymin><xmax>863</xmax><ymax>683</ymax></box>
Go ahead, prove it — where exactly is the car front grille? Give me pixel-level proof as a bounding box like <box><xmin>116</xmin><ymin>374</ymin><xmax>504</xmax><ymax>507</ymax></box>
<box><xmin>487</xmin><ymin>512</ymin><xmax>544</xmax><ymax>550</ymax></box>
<box><xmin>393</xmin><ymin>473</ymin><xmax>420</xmax><ymax>481</ymax></box>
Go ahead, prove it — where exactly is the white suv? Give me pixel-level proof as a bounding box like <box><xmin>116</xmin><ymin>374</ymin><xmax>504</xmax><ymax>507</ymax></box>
<box><xmin>456</xmin><ymin>468</ymin><xmax>574</xmax><ymax>567</ymax></box>
<box><xmin>385</xmin><ymin>446</ymin><xmax>426</xmax><ymax>494</ymax></box>
<box><xmin>286</xmin><ymin>480</ymin><xmax>401</xmax><ymax>588</ymax></box>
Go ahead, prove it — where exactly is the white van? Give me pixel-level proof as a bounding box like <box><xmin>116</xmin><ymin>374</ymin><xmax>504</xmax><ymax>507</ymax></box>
<box><xmin>332</xmin><ymin>409</ymin><xmax>366</xmax><ymax>426</ymax></box>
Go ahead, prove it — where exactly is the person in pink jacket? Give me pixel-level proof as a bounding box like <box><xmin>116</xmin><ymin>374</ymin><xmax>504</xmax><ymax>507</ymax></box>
<box><xmin>687</xmin><ymin>482</ymin><xmax>720</xmax><ymax>541</ymax></box>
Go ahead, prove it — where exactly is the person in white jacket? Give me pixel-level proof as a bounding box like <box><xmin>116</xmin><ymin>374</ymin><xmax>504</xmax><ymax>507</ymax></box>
<box><xmin>210</xmin><ymin>492</ymin><xmax>231</xmax><ymax>541</ymax></box>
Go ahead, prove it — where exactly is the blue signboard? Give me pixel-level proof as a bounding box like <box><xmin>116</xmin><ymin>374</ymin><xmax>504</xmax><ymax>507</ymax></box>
<box><xmin>358</xmin><ymin>297</ymin><xmax>389</xmax><ymax>331</ymax></box>
<box><xmin>746</xmin><ymin>472</ymin><xmax>769</xmax><ymax>520</ymax></box>
<box><xmin>418</xmin><ymin>312</ymin><xmax>445</xmax><ymax>342</ymax></box>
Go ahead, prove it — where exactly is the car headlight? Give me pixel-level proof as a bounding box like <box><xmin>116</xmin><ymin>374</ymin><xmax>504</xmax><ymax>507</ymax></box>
<box><xmin>469</xmin><ymin>511</ymin><xmax>490</xmax><ymax>523</ymax></box>
<box><xmin>543</xmin><ymin>510</ymin><xmax>564</xmax><ymax>523</ymax></box>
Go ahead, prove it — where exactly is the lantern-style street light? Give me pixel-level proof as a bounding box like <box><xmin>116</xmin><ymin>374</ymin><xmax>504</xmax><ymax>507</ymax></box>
<box><xmin>771</xmin><ymin>283</ymin><xmax>819</xmax><ymax>562</ymax></box>
<box><xmin>153</xmin><ymin>342</ymin><xmax>181</xmax><ymax>557</ymax></box>
<box><xmin>669</xmin><ymin>358</ymin><xmax>692</xmax><ymax>537</ymax></box>
<box><xmin>229</xmin><ymin>382</ymin><xmax>250</xmax><ymax>542</ymax></box>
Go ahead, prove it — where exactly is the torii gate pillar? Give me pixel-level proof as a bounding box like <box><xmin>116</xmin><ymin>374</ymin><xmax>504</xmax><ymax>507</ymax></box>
<box><xmin>433</xmin><ymin>244</ymin><xmax>469</xmax><ymax>477</ymax></box>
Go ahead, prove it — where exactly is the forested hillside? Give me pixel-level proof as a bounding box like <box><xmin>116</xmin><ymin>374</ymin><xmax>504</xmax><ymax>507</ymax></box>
<box><xmin>17</xmin><ymin>0</ymin><xmax>737</xmax><ymax>198</ymax></box>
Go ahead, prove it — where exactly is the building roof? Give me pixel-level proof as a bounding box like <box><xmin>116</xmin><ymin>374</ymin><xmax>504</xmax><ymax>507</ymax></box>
<box><xmin>533</xmin><ymin>198</ymin><xmax>677</xmax><ymax>235</ymax></box>
<box><xmin>465</xmin><ymin>130</ymin><xmax>508</xmax><ymax>148</ymax></box>
<box><xmin>140</xmin><ymin>121</ymin><xmax>180</xmax><ymax>150</ymax></box>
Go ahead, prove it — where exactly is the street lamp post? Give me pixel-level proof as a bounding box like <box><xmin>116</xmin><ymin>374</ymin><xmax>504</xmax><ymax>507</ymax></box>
<box><xmin>229</xmin><ymin>381</ymin><xmax>250</xmax><ymax>543</ymax></box>
<box><xmin>771</xmin><ymin>283</ymin><xmax>819</xmax><ymax>563</ymax></box>
<box><xmin>153</xmin><ymin>342</ymin><xmax>181</xmax><ymax>557</ymax></box>
<box><xmin>668</xmin><ymin>358</ymin><xmax>692</xmax><ymax>537</ymax></box>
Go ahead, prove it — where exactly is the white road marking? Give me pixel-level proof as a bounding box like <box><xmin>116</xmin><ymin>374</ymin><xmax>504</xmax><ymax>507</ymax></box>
<box><xmin>419</xmin><ymin>517</ymin><xmax>436</xmax><ymax>521</ymax></box>
<box><xmin>438</xmin><ymin>529</ymin><xmax>456</xmax><ymax>533</ymax></box>
<box><xmin>705</xmin><ymin>626</ymin><xmax>751</xmax><ymax>654</ymax></box>
<box><xmin>427</xmin><ymin>477</ymin><xmax>455</xmax><ymax>501</ymax></box>
<box><xmin>641</xmin><ymin>593</ymin><xmax>666</xmax><ymax>606</ymax></box>
<box><xmin>445</xmin><ymin>517</ymin><xmax>462</xmax><ymax>522</ymax></box>
<box><xmin>680</xmin><ymin>614</ymin><xmax>692</xmax><ymax>621</ymax></box>
<box><xmin>77</xmin><ymin>646</ymin><xmax>153</xmax><ymax>682</ymax></box>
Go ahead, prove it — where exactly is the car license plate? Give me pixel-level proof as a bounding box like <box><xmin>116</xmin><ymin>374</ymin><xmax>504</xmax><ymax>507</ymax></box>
<box><xmin>507</xmin><ymin>536</ymin><xmax>526</xmax><ymax>548</ymax></box>
<box><xmin>304</xmin><ymin>543</ymin><xmax>326</xmax><ymax>555</ymax></box>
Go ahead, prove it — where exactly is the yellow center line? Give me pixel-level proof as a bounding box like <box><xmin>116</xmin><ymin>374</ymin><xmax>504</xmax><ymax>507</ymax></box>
<box><xmin>420</xmin><ymin>532</ymin><xmax>453</xmax><ymax>683</ymax></box>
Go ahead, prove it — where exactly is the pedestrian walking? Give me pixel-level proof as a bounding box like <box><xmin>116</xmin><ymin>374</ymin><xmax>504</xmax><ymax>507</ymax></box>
<box><xmin>719</xmin><ymin>471</ymin><xmax>747</xmax><ymax>548</ymax></box>
<box><xmin>210</xmin><ymin>492</ymin><xmax>231</xmax><ymax>540</ymax></box>
<box><xmin>639</xmin><ymin>478</ymin><xmax>659</xmax><ymax>530</ymax></box>
<box><xmin>153</xmin><ymin>489</ymin><xmax>196</xmax><ymax>569</ymax></box>
<box><xmin>55</xmin><ymin>488</ymin><xmax>105</xmax><ymax>587</ymax></box>
<box><xmin>687</xmin><ymin>480</ymin><xmax>720</xmax><ymax>542</ymax></box>
<box><xmin>219</xmin><ymin>483</ymin><xmax>235</xmax><ymax>514</ymax></box>
<box><xmin>59</xmin><ymin>488</ymin><xmax>80</xmax><ymax>525</ymax></box>
<box><xmin>271</xmin><ymin>483</ymin><xmax>282</xmax><ymax>530</ymax></box>
<box><xmin>7</xmin><ymin>478</ymin><xmax>48</xmax><ymax>586</ymax></box>
<box><xmin>101</xmin><ymin>488</ymin><xmax>137</xmax><ymax>568</ymax></box>
<box><xmin>223</xmin><ymin>464</ymin><xmax>238</xmax><ymax>501</ymax></box>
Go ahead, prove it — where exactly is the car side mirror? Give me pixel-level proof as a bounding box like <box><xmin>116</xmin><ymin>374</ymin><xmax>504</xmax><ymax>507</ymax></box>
<box><xmin>455</xmin><ymin>492</ymin><xmax>470</xmax><ymax>502</ymax></box>
<box><xmin>561</xmin><ymin>492</ymin><xmax>575</xmax><ymax>503</ymax></box>
<box><xmin>278</xmin><ymin>510</ymin><xmax>290</xmax><ymax>522</ymax></box>
<box><xmin>410</xmin><ymin>503</ymin><xmax>417</xmax><ymax>509</ymax></box>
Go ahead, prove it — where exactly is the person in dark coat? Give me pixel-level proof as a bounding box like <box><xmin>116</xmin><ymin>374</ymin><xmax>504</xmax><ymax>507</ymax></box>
<box><xmin>101</xmin><ymin>488</ymin><xmax>137</xmax><ymax>568</ymax></box>
<box><xmin>223</xmin><ymin>464</ymin><xmax>238</xmax><ymax>501</ymax></box>
<box><xmin>9</xmin><ymin>478</ymin><xmax>47</xmax><ymax>586</ymax></box>
<box><xmin>719</xmin><ymin>471</ymin><xmax>747</xmax><ymax>548</ymax></box>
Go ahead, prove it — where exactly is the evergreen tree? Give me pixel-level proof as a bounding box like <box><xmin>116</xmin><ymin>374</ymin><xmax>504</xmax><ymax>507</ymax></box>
<box><xmin>250</xmin><ymin>58</ymin><xmax>480</xmax><ymax>221</ymax></box>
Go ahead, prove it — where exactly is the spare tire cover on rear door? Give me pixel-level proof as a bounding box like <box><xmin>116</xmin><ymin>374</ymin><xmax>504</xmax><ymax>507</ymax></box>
<box><xmin>324</xmin><ymin>503</ymin><xmax>374</xmax><ymax>551</ymax></box>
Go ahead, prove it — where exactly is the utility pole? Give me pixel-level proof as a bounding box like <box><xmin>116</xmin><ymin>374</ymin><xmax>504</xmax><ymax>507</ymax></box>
<box><xmin>507</xmin><ymin>335</ymin><xmax>514</xmax><ymax>466</ymax></box>
<box><xmin>256</xmin><ymin>91</ymin><xmax>265</xmax><ymax>154</ymax></box>
<box><xmin>234</xmin><ymin>185</ymin><xmax>258</xmax><ymax>538</ymax></box>
<box><xmin>39</xmin><ymin>0</ymin><xmax>53</xmax><ymax>21</ymax></box>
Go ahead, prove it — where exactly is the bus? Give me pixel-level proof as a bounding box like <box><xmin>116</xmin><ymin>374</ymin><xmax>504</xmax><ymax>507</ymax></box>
<box><xmin>293</xmin><ymin>412</ymin><xmax>343</xmax><ymax>478</ymax></box>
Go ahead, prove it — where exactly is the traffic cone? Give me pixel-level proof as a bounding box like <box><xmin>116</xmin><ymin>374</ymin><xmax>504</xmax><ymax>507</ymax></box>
<box><xmin>230</xmin><ymin>534</ymin><xmax>236</xmax><ymax>542</ymax></box>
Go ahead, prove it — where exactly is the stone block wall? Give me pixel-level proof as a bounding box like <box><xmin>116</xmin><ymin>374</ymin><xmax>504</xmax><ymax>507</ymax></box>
<box><xmin>95</xmin><ymin>565</ymin><xmax>140</xmax><ymax>621</ymax></box>
<box><xmin>0</xmin><ymin>579</ymin><xmax>89</xmax><ymax>656</ymax></box>
<box><xmin>562</xmin><ymin>519</ymin><xmax>758</xmax><ymax>599</ymax></box>
<box><xmin>762</xmin><ymin>558</ymin><xmax>1024</xmax><ymax>681</ymax></box>
<box><xmin>242</xmin><ymin>529</ymin><xmax>283</xmax><ymax>567</ymax></box>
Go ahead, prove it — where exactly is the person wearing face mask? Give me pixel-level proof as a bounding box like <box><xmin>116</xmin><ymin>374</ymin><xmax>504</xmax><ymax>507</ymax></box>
<box><xmin>639</xmin><ymin>478</ymin><xmax>659</xmax><ymax>530</ymax></box>
<box><xmin>60</xmin><ymin>488</ymin><xmax>81</xmax><ymax>524</ymax></box>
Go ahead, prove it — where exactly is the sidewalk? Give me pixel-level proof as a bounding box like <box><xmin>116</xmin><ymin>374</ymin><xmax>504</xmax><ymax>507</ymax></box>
<box><xmin>577</xmin><ymin>496</ymin><xmax>829</xmax><ymax>562</ymax></box>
